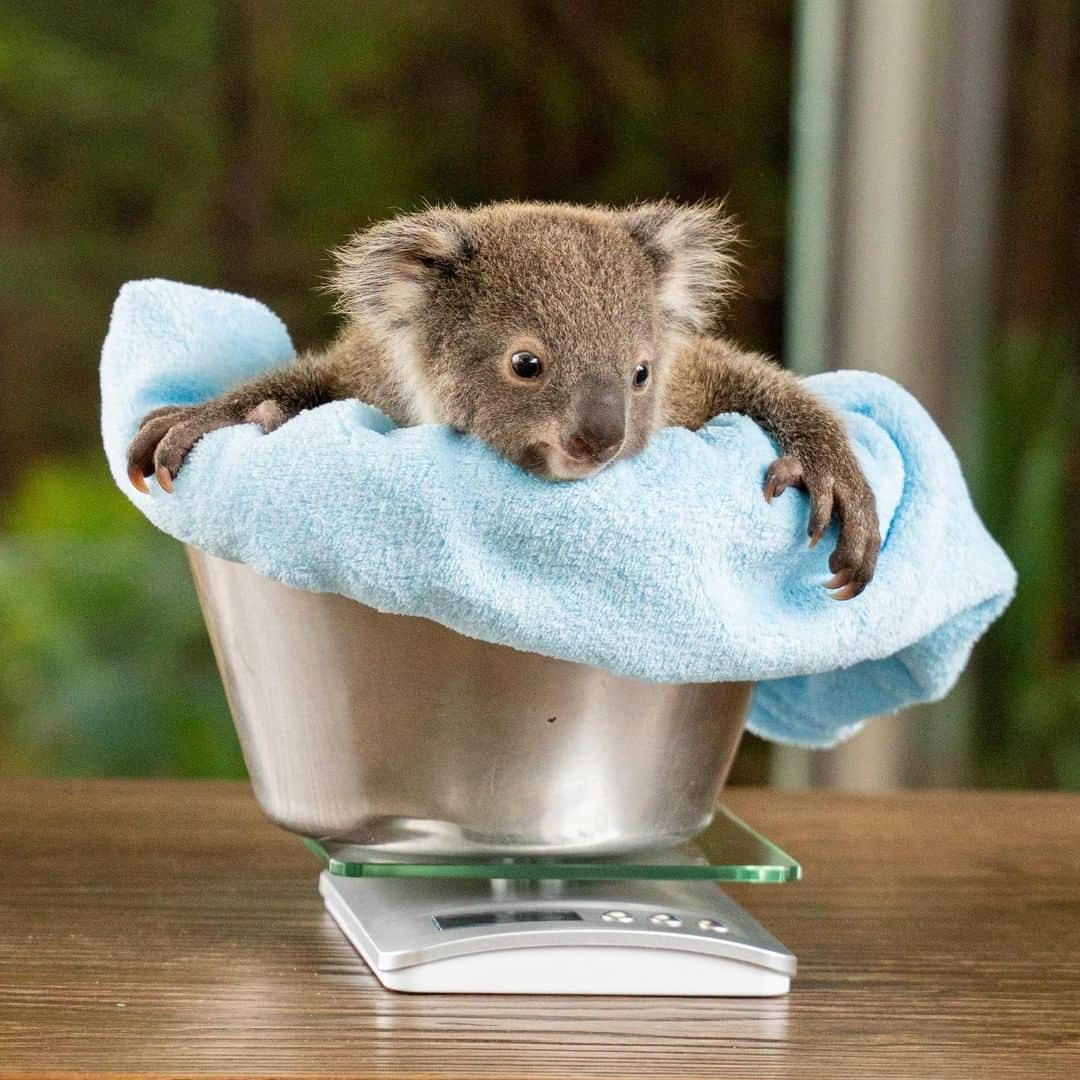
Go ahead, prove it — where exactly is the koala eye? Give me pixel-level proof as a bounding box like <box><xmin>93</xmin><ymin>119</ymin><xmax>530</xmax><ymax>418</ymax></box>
<box><xmin>510</xmin><ymin>351</ymin><xmax>543</xmax><ymax>379</ymax></box>
<box><xmin>632</xmin><ymin>362</ymin><xmax>650</xmax><ymax>389</ymax></box>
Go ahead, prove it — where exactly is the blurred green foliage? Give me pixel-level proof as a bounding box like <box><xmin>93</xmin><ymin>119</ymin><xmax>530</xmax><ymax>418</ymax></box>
<box><xmin>976</xmin><ymin>332</ymin><xmax>1080</xmax><ymax>788</ymax></box>
<box><xmin>0</xmin><ymin>459</ymin><xmax>241</xmax><ymax>776</ymax></box>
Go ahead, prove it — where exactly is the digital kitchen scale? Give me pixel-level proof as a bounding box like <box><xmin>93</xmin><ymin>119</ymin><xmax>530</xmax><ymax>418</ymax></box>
<box><xmin>309</xmin><ymin>806</ymin><xmax>799</xmax><ymax>996</ymax></box>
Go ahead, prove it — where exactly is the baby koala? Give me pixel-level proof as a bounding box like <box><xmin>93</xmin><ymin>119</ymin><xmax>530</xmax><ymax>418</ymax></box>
<box><xmin>128</xmin><ymin>200</ymin><xmax>879</xmax><ymax>598</ymax></box>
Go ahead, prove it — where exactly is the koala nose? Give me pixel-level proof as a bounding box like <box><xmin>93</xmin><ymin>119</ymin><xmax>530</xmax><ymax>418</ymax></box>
<box><xmin>567</xmin><ymin>387</ymin><xmax>625</xmax><ymax>462</ymax></box>
<box><xmin>567</xmin><ymin>428</ymin><xmax>622</xmax><ymax>461</ymax></box>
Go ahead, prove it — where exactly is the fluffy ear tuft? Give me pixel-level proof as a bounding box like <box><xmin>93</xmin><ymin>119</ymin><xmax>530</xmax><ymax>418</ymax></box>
<box><xmin>622</xmin><ymin>200</ymin><xmax>739</xmax><ymax>334</ymax></box>
<box><xmin>328</xmin><ymin>206</ymin><xmax>475</xmax><ymax>331</ymax></box>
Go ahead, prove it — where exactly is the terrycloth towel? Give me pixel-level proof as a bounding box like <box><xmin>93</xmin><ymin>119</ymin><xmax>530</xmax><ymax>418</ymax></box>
<box><xmin>101</xmin><ymin>279</ymin><xmax>1016</xmax><ymax>748</ymax></box>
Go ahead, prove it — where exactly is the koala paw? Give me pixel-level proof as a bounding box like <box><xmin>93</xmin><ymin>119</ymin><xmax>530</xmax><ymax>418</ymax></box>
<box><xmin>764</xmin><ymin>455</ymin><xmax>880</xmax><ymax>600</ymax></box>
<box><xmin>126</xmin><ymin>398</ymin><xmax>285</xmax><ymax>494</ymax></box>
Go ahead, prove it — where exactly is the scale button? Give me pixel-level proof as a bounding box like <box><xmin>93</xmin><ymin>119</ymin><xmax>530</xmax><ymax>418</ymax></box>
<box><xmin>649</xmin><ymin>912</ymin><xmax>682</xmax><ymax>927</ymax></box>
<box><xmin>601</xmin><ymin>910</ymin><xmax>634</xmax><ymax>923</ymax></box>
<box><xmin>697</xmin><ymin>918</ymin><xmax>729</xmax><ymax>933</ymax></box>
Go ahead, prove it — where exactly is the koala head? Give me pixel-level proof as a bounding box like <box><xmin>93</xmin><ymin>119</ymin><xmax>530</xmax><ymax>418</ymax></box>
<box><xmin>331</xmin><ymin>200</ymin><xmax>737</xmax><ymax>480</ymax></box>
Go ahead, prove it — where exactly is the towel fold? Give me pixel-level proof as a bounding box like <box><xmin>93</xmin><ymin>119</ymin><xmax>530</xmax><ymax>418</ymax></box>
<box><xmin>101</xmin><ymin>279</ymin><xmax>1016</xmax><ymax>747</ymax></box>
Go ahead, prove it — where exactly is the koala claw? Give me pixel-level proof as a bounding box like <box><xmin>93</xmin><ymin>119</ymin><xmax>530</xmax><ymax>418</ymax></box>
<box><xmin>127</xmin><ymin>402</ymin><xmax>238</xmax><ymax>494</ymax></box>
<box><xmin>823</xmin><ymin>479</ymin><xmax>880</xmax><ymax>600</ymax></box>
<box><xmin>763</xmin><ymin>454</ymin><xmax>879</xmax><ymax>601</ymax></box>
<box><xmin>764</xmin><ymin>456</ymin><xmax>804</xmax><ymax>502</ymax></box>
<box><xmin>128</xmin><ymin>463</ymin><xmax>150</xmax><ymax>494</ymax></box>
<box><xmin>830</xmin><ymin>582</ymin><xmax>863</xmax><ymax>602</ymax></box>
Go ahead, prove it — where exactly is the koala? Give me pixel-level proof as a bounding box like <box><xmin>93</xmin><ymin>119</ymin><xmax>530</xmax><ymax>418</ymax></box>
<box><xmin>128</xmin><ymin>201</ymin><xmax>879</xmax><ymax>598</ymax></box>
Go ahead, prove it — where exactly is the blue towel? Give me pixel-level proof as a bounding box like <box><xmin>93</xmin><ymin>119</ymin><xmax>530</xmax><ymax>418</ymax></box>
<box><xmin>101</xmin><ymin>279</ymin><xmax>1016</xmax><ymax>748</ymax></box>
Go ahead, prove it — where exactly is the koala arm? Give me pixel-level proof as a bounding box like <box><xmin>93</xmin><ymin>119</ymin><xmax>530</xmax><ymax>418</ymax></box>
<box><xmin>126</xmin><ymin>327</ymin><xmax>399</xmax><ymax>494</ymax></box>
<box><xmin>665</xmin><ymin>336</ymin><xmax>880</xmax><ymax>598</ymax></box>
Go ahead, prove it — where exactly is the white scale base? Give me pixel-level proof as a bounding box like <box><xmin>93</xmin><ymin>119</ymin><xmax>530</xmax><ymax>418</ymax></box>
<box><xmin>320</xmin><ymin>871</ymin><xmax>795</xmax><ymax>996</ymax></box>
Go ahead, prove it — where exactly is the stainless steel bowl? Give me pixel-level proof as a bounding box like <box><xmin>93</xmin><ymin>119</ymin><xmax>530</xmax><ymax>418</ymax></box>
<box><xmin>188</xmin><ymin>547</ymin><xmax>751</xmax><ymax>857</ymax></box>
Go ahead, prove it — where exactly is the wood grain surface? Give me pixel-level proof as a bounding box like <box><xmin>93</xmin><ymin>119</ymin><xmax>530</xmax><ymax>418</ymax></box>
<box><xmin>0</xmin><ymin>781</ymin><xmax>1077</xmax><ymax>1079</ymax></box>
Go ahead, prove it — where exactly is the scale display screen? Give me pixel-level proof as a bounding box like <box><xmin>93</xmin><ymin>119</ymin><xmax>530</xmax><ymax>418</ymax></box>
<box><xmin>433</xmin><ymin>909</ymin><xmax>583</xmax><ymax>931</ymax></box>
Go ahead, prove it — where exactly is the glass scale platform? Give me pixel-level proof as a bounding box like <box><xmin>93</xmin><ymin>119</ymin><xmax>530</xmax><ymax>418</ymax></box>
<box><xmin>306</xmin><ymin>805</ymin><xmax>801</xmax><ymax>882</ymax></box>
<box><xmin>308</xmin><ymin>806</ymin><xmax>801</xmax><ymax>996</ymax></box>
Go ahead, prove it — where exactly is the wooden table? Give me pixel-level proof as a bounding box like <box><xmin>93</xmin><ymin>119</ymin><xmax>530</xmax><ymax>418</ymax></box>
<box><xmin>1</xmin><ymin>781</ymin><xmax>1077</xmax><ymax>1078</ymax></box>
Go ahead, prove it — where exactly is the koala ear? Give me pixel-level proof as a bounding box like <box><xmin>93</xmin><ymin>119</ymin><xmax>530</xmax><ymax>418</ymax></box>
<box><xmin>329</xmin><ymin>206</ymin><xmax>476</xmax><ymax>330</ymax></box>
<box><xmin>622</xmin><ymin>200</ymin><xmax>738</xmax><ymax>334</ymax></box>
